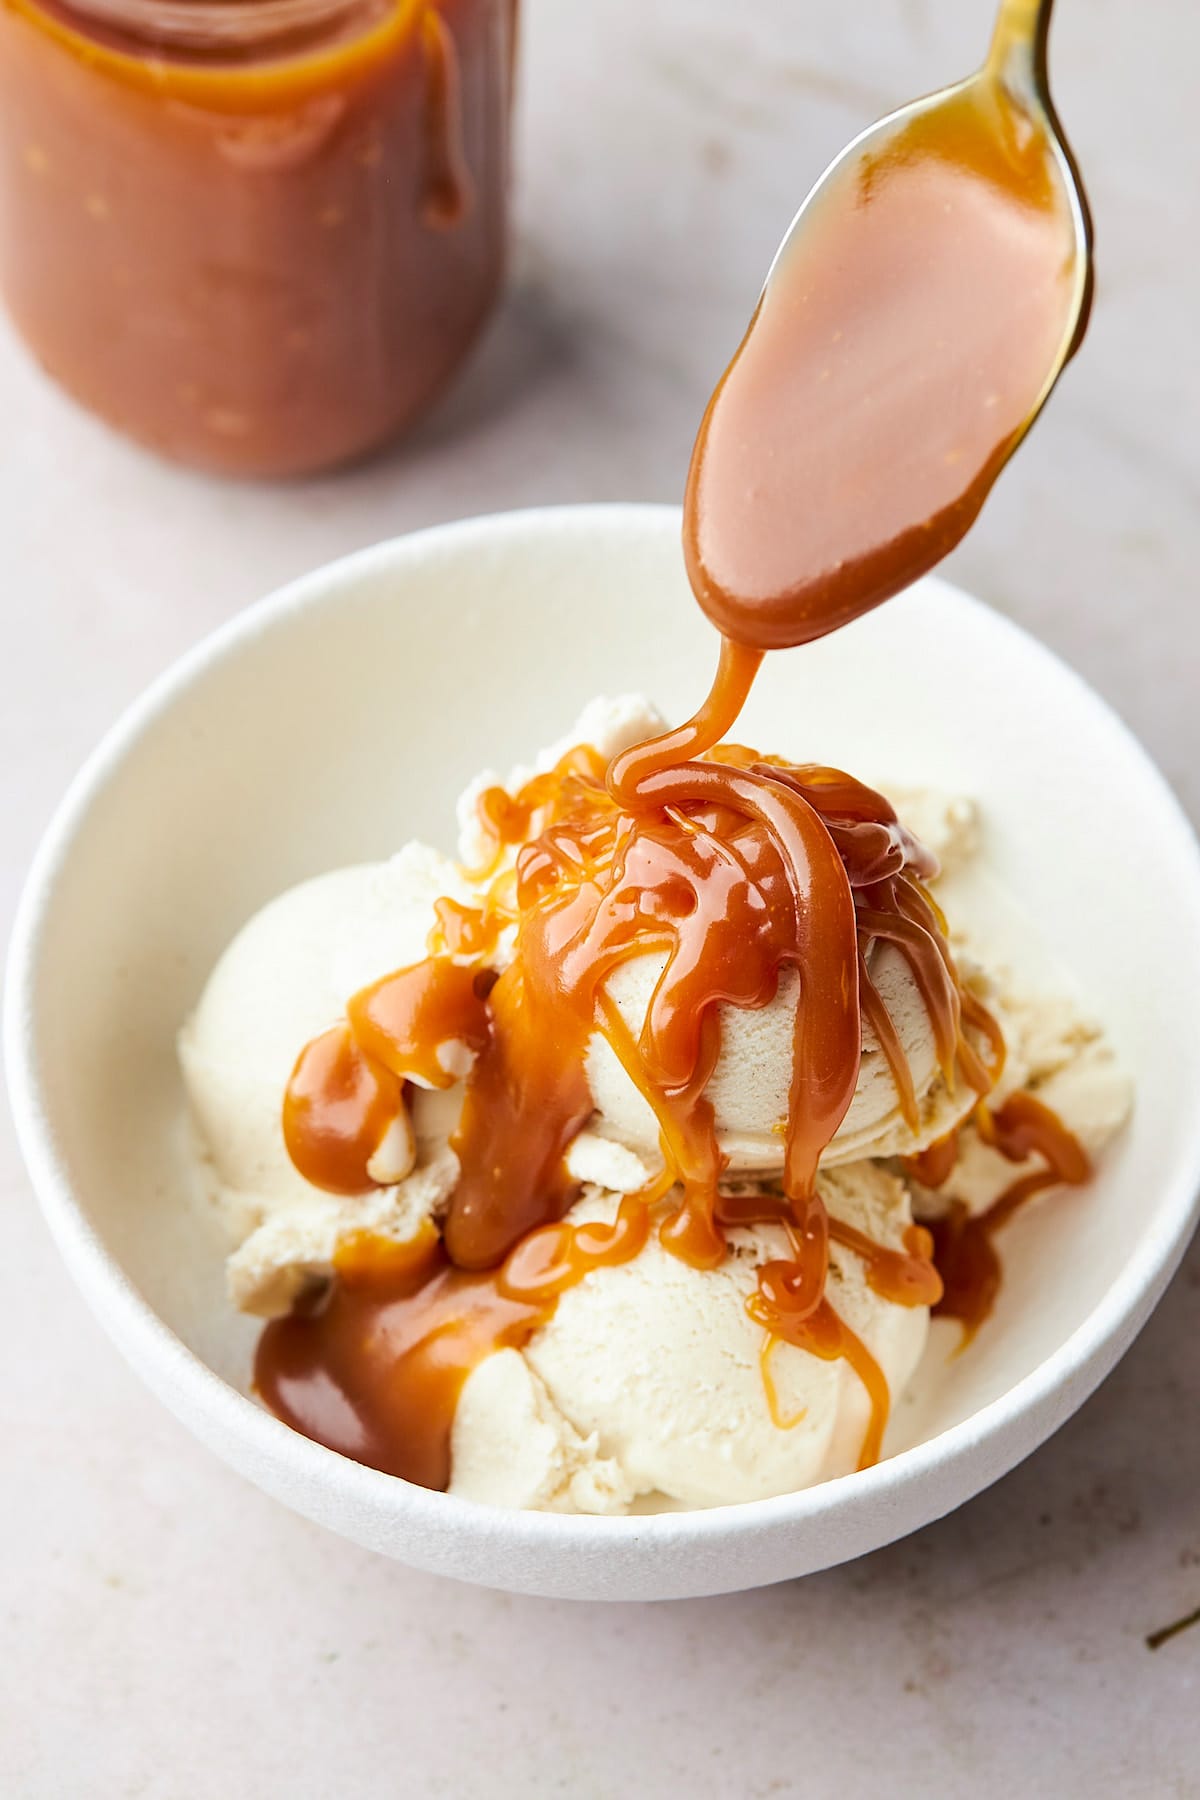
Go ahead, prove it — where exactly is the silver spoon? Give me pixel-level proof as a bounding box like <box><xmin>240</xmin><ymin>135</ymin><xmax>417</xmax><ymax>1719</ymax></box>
<box><xmin>683</xmin><ymin>0</ymin><xmax>1095</xmax><ymax>652</ymax></box>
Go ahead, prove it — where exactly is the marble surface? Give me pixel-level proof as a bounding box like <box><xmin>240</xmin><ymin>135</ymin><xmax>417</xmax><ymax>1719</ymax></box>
<box><xmin>3</xmin><ymin>0</ymin><xmax>1199</xmax><ymax>1792</ymax></box>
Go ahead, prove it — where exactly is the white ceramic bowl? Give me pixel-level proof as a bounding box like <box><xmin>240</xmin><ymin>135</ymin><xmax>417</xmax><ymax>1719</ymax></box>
<box><xmin>8</xmin><ymin>505</ymin><xmax>1200</xmax><ymax>1602</ymax></box>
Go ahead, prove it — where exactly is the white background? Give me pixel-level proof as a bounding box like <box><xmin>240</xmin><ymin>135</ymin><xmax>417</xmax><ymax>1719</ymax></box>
<box><xmin>3</xmin><ymin>0</ymin><xmax>1199</xmax><ymax>1792</ymax></box>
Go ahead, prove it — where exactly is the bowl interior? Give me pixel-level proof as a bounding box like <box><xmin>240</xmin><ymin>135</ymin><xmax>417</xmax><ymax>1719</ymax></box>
<box><xmin>13</xmin><ymin>505</ymin><xmax>1200</xmax><ymax>1597</ymax></box>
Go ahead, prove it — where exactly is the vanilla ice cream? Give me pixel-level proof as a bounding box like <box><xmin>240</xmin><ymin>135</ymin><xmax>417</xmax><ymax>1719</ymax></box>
<box><xmin>449</xmin><ymin>1163</ymin><xmax>927</xmax><ymax>1512</ymax></box>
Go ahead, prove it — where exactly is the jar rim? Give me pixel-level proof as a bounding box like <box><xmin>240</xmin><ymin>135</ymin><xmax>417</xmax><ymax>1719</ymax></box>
<box><xmin>51</xmin><ymin>0</ymin><xmax>400</xmax><ymax>57</ymax></box>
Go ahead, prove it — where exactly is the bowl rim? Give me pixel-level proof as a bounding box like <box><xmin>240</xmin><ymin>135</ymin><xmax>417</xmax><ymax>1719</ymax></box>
<box><xmin>8</xmin><ymin>500</ymin><xmax>1200</xmax><ymax>1559</ymax></box>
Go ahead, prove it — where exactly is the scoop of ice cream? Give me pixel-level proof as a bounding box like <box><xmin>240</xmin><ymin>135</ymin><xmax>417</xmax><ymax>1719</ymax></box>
<box><xmin>179</xmin><ymin>846</ymin><xmax>468</xmax><ymax>1314</ymax></box>
<box><xmin>462</xmin><ymin>693</ymin><xmax>979</xmax><ymax>1170</ymax></box>
<box><xmin>586</xmin><ymin>937</ymin><xmax>968</xmax><ymax>1177</ymax></box>
<box><xmin>180</xmin><ymin>864</ymin><xmax>372</xmax><ymax>1236</ymax></box>
<box><xmin>447</xmin><ymin>1348</ymin><xmax>639</xmax><ymax>1514</ymax></box>
<box><xmin>449</xmin><ymin>1163</ymin><xmax>928</xmax><ymax>1511</ymax></box>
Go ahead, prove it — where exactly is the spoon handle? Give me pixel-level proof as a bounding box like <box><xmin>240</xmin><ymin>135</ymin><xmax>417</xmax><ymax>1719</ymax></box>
<box><xmin>987</xmin><ymin>0</ymin><xmax>1055</xmax><ymax>91</ymax></box>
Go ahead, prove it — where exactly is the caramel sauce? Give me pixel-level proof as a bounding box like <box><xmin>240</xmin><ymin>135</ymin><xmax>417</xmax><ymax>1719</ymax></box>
<box><xmin>905</xmin><ymin>1128</ymin><xmax>963</xmax><ymax>1191</ymax></box>
<box><xmin>748</xmin><ymin>1283</ymin><xmax>893</xmax><ymax>1471</ymax></box>
<box><xmin>348</xmin><ymin>957</ymin><xmax>492</xmax><ymax>1090</ymax></box>
<box><xmin>925</xmin><ymin>1093</ymin><xmax>1091</xmax><ymax>1341</ymax></box>
<box><xmin>828</xmin><ymin>1219</ymin><xmax>944</xmax><ymax>1312</ymax></box>
<box><xmin>281</xmin><ymin>1024</ymin><xmax>403</xmax><ymax>1197</ymax></box>
<box><xmin>257</xmin><ymin>1231</ymin><xmax>543</xmax><ymax>1490</ymax></box>
<box><xmin>744</xmin><ymin>1211</ymin><xmax>942</xmax><ymax>1465</ymax></box>
<box><xmin>282</xmin><ymin>958</ymin><xmax>492</xmax><ymax>1193</ymax></box>
<box><xmin>429</xmin><ymin>895</ymin><xmax>503</xmax><ymax>962</ymax></box>
<box><xmin>759</xmin><ymin>1335</ymin><xmax>809</xmax><ymax>1433</ymax></box>
<box><xmin>256</xmin><ymin>1193</ymin><xmax>651</xmax><ymax>1486</ymax></box>
<box><xmin>259</xmin><ymin>40</ymin><xmax>1095</xmax><ymax>1493</ymax></box>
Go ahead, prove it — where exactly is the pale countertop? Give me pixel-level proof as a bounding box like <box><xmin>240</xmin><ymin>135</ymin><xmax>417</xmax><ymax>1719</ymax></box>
<box><xmin>3</xmin><ymin>0</ymin><xmax>1199</xmax><ymax>1793</ymax></box>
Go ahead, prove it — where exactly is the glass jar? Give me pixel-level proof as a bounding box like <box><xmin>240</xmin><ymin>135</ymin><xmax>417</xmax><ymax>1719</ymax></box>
<box><xmin>0</xmin><ymin>0</ymin><xmax>515</xmax><ymax>476</ymax></box>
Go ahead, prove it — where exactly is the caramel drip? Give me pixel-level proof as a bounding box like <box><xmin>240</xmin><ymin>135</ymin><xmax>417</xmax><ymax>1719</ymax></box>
<box><xmin>759</xmin><ymin>1336</ymin><xmax>808</xmax><ymax>1432</ymax></box>
<box><xmin>429</xmin><ymin>896</ymin><xmax>505</xmax><ymax>963</ymax></box>
<box><xmin>282</xmin><ymin>1024</ymin><xmax>403</xmax><ymax>1196</ymax></box>
<box><xmin>828</xmin><ymin>1218</ymin><xmax>943</xmax><ymax>1310</ymax></box>
<box><xmin>420</xmin><ymin>5</ymin><xmax>474</xmax><ymax>230</ymax></box>
<box><xmin>905</xmin><ymin>1127</ymin><xmax>961</xmax><ymax>1191</ymax></box>
<box><xmin>349</xmin><ymin>957</ymin><xmax>493</xmax><ymax>1090</ymax></box>
<box><xmin>925</xmin><ymin>1092</ymin><xmax>1091</xmax><ymax>1342</ymax></box>
<box><xmin>743</xmin><ymin>1207</ymin><xmax>940</xmax><ymax>1467</ymax></box>
<box><xmin>858</xmin><ymin>948</ymin><xmax>920</xmax><ymax>1132</ymax></box>
<box><xmin>606</xmin><ymin>636</ymin><xmax>764</xmax><ymax>804</ymax></box>
<box><xmin>468</xmin><ymin>744</ymin><xmax>609</xmax><ymax>880</ymax></box>
<box><xmin>961</xmin><ymin>985</ymin><xmax>1009</xmax><ymax>1088</ymax></box>
<box><xmin>747</xmin><ymin>1280</ymin><xmax>893</xmax><ymax>1472</ymax></box>
<box><xmin>283</xmin><ymin>959</ymin><xmax>493</xmax><ymax>1195</ymax></box>
<box><xmin>443</xmin><ymin>955</ymin><xmax>594</xmax><ymax>1269</ymax></box>
<box><xmin>597</xmin><ymin>993</ymin><xmax>728</xmax><ymax>1268</ymax></box>
<box><xmin>500</xmin><ymin>1193</ymin><xmax>651</xmax><ymax>1302</ymax></box>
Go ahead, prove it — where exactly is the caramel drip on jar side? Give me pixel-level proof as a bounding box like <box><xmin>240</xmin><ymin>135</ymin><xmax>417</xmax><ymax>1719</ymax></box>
<box><xmin>928</xmin><ymin>1092</ymin><xmax>1091</xmax><ymax>1342</ymax></box>
<box><xmin>420</xmin><ymin>5</ymin><xmax>474</xmax><ymax>229</ymax></box>
<box><xmin>255</xmin><ymin>1195</ymin><xmax>652</xmax><ymax>1490</ymax></box>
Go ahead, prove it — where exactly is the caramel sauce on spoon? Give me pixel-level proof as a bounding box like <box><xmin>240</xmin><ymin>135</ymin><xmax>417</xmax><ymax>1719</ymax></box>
<box><xmin>685</xmin><ymin>0</ymin><xmax>1088</xmax><ymax>652</ymax></box>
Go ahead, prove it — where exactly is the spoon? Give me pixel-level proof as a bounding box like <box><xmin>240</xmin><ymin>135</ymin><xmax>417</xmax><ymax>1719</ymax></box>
<box><xmin>683</xmin><ymin>0</ymin><xmax>1094</xmax><ymax>653</ymax></box>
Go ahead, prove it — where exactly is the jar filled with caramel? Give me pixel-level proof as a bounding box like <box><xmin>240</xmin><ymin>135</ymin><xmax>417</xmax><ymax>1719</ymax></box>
<box><xmin>0</xmin><ymin>0</ymin><xmax>515</xmax><ymax>476</ymax></box>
